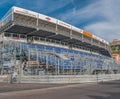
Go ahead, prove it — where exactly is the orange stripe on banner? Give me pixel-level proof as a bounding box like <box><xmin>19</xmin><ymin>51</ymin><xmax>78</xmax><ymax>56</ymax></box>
<box><xmin>83</xmin><ymin>31</ymin><xmax>93</xmax><ymax>38</ymax></box>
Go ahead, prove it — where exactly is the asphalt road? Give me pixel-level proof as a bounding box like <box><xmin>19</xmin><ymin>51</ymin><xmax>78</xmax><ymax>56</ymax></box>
<box><xmin>0</xmin><ymin>80</ymin><xmax>120</xmax><ymax>99</ymax></box>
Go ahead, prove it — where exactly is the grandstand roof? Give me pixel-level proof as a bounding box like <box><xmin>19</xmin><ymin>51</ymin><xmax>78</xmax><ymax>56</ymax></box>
<box><xmin>0</xmin><ymin>6</ymin><xmax>111</xmax><ymax>57</ymax></box>
<box><xmin>0</xmin><ymin>6</ymin><xmax>108</xmax><ymax>44</ymax></box>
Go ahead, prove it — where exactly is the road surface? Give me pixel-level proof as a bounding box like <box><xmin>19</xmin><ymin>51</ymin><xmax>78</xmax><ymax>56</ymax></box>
<box><xmin>0</xmin><ymin>80</ymin><xmax>120</xmax><ymax>99</ymax></box>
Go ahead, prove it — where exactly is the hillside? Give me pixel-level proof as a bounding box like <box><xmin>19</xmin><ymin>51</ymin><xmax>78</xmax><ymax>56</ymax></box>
<box><xmin>111</xmin><ymin>45</ymin><xmax>120</xmax><ymax>54</ymax></box>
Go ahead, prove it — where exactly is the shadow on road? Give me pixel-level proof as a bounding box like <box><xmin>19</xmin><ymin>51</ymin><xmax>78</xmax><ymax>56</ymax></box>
<box><xmin>88</xmin><ymin>80</ymin><xmax>120</xmax><ymax>99</ymax></box>
<box><xmin>88</xmin><ymin>92</ymin><xmax>120</xmax><ymax>99</ymax></box>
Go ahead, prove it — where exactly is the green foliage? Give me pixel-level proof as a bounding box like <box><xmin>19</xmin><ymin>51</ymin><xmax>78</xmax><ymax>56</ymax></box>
<box><xmin>111</xmin><ymin>45</ymin><xmax>120</xmax><ymax>54</ymax></box>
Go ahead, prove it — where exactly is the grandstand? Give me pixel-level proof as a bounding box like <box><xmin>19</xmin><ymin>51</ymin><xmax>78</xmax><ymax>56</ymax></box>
<box><xmin>0</xmin><ymin>6</ymin><xmax>120</xmax><ymax>77</ymax></box>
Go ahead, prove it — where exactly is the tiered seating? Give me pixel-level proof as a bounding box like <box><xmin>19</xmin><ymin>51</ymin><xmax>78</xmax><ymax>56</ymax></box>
<box><xmin>1</xmin><ymin>40</ymin><xmax>116</xmax><ymax>75</ymax></box>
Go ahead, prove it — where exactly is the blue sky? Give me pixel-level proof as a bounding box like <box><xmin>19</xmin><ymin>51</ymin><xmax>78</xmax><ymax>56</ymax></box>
<box><xmin>0</xmin><ymin>0</ymin><xmax>120</xmax><ymax>41</ymax></box>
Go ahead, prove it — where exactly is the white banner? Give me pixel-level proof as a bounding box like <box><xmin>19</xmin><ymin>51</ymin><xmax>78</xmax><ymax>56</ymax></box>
<box><xmin>13</xmin><ymin>6</ymin><xmax>38</xmax><ymax>18</ymax></box>
<box><xmin>39</xmin><ymin>14</ymin><xmax>57</xmax><ymax>24</ymax></box>
<box><xmin>72</xmin><ymin>26</ymin><xmax>83</xmax><ymax>34</ymax></box>
<box><xmin>58</xmin><ymin>20</ymin><xmax>71</xmax><ymax>29</ymax></box>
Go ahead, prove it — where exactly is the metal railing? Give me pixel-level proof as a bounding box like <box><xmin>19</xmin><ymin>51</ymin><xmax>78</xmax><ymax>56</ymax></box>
<box><xmin>0</xmin><ymin>40</ymin><xmax>120</xmax><ymax>77</ymax></box>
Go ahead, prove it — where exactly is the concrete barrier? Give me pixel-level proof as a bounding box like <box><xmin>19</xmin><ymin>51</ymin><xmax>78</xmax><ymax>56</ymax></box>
<box><xmin>0</xmin><ymin>75</ymin><xmax>8</xmax><ymax>83</ymax></box>
<box><xmin>1</xmin><ymin>74</ymin><xmax>120</xmax><ymax>83</ymax></box>
<box><xmin>20</xmin><ymin>74</ymin><xmax>120</xmax><ymax>83</ymax></box>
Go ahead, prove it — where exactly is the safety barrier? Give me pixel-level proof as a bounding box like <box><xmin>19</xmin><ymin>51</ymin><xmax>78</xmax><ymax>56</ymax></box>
<box><xmin>20</xmin><ymin>74</ymin><xmax>120</xmax><ymax>83</ymax></box>
<box><xmin>0</xmin><ymin>75</ymin><xmax>8</xmax><ymax>83</ymax></box>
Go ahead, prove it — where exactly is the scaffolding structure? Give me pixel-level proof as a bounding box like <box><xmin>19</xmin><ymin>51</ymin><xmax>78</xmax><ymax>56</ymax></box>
<box><xmin>0</xmin><ymin>39</ymin><xmax>120</xmax><ymax>76</ymax></box>
<box><xmin>0</xmin><ymin>7</ymin><xmax>120</xmax><ymax>83</ymax></box>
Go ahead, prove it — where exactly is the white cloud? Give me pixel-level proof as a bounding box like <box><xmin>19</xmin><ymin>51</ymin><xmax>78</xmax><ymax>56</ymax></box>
<box><xmin>58</xmin><ymin>1</ymin><xmax>101</xmax><ymax>24</ymax></box>
<box><xmin>84</xmin><ymin>22</ymin><xmax>120</xmax><ymax>41</ymax></box>
<box><xmin>84</xmin><ymin>0</ymin><xmax>120</xmax><ymax>41</ymax></box>
<box><xmin>58</xmin><ymin>0</ymin><xmax>120</xmax><ymax>42</ymax></box>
